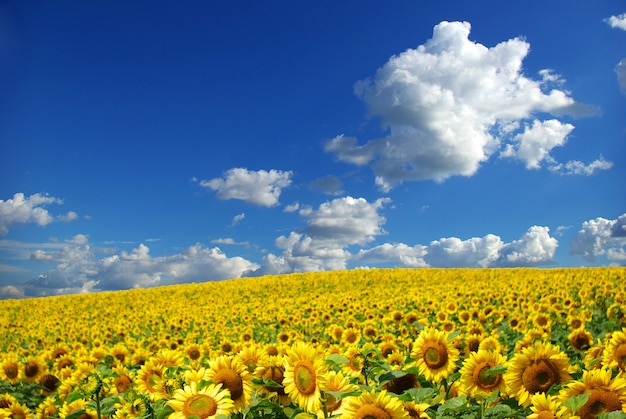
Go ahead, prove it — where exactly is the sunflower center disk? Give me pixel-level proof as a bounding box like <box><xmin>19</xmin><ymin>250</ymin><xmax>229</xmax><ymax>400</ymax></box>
<box><xmin>354</xmin><ymin>404</ymin><xmax>392</xmax><ymax>419</ymax></box>
<box><xmin>474</xmin><ymin>363</ymin><xmax>500</xmax><ymax>390</ymax></box>
<box><xmin>578</xmin><ymin>390</ymin><xmax>622</xmax><ymax>419</ymax></box>
<box><xmin>521</xmin><ymin>359</ymin><xmax>559</xmax><ymax>394</ymax></box>
<box><xmin>5</xmin><ymin>365</ymin><xmax>18</xmax><ymax>379</ymax></box>
<box><xmin>214</xmin><ymin>368</ymin><xmax>244</xmax><ymax>400</ymax></box>
<box><xmin>184</xmin><ymin>394</ymin><xmax>217</xmax><ymax>419</ymax></box>
<box><xmin>424</xmin><ymin>343</ymin><xmax>448</xmax><ymax>369</ymax></box>
<box><xmin>294</xmin><ymin>362</ymin><xmax>316</xmax><ymax>395</ymax></box>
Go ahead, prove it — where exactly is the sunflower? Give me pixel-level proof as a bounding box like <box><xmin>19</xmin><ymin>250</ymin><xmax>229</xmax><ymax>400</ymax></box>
<box><xmin>168</xmin><ymin>382</ymin><xmax>234</xmax><ymax>419</ymax></box>
<box><xmin>59</xmin><ymin>398</ymin><xmax>98</xmax><ymax>419</ymax></box>
<box><xmin>569</xmin><ymin>329</ymin><xmax>594</xmax><ymax>352</ymax></box>
<box><xmin>602</xmin><ymin>328</ymin><xmax>626</xmax><ymax>373</ymax></box>
<box><xmin>235</xmin><ymin>344</ymin><xmax>268</xmax><ymax>374</ymax></box>
<box><xmin>458</xmin><ymin>349</ymin><xmax>508</xmax><ymax>398</ymax></box>
<box><xmin>20</xmin><ymin>355</ymin><xmax>45</xmax><ymax>383</ymax></box>
<box><xmin>206</xmin><ymin>355</ymin><xmax>253</xmax><ymax>413</ymax></box>
<box><xmin>478</xmin><ymin>336</ymin><xmax>504</xmax><ymax>354</ymax></box>
<box><xmin>558</xmin><ymin>368</ymin><xmax>626</xmax><ymax>419</ymax></box>
<box><xmin>4</xmin><ymin>401</ymin><xmax>32</xmax><ymax>419</ymax></box>
<box><xmin>404</xmin><ymin>401</ymin><xmax>432</xmax><ymax>419</ymax></box>
<box><xmin>183</xmin><ymin>343</ymin><xmax>204</xmax><ymax>364</ymax></box>
<box><xmin>504</xmin><ymin>341</ymin><xmax>574</xmax><ymax>406</ymax></box>
<box><xmin>111</xmin><ymin>365</ymin><xmax>135</xmax><ymax>395</ymax></box>
<box><xmin>411</xmin><ymin>327</ymin><xmax>460</xmax><ymax>383</ymax></box>
<box><xmin>0</xmin><ymin>393</ymin><xmax>18</xmax><ymax>409</ymax></box>
<box><xmin>38</xmin><ymin>372</ymin><xmax>61</xmax><ymax>395</ymax></box>
<box><xmin>254</xmin><ymin>355</ymin><xmax>290</xmax><ymax>405</ymax></box>
<box><xmin>342</xmin><ymin>346</ymin><xmax>366</xmax><ymax>379</ymax></box>
<box><xmin>36</xmin><ymin>397</ymin><xmax>59</xmax><ymax>419</ymax></box>
<box><xmin>342</xmin><ymin>328</ymin><xmax>361</xmax><ymax>346</ymax></box>
<box><xmin>184</xmin><ymin>367</ymin><xmax>209</xmax><ymax>385</ymax></box>
<box><xmin>283</xmin><ymin>342</ymin><xmax>327</xmax><ymax>414</ymax></box>
<box><xmin>0</xmin><ymin>353</ymin><xmax>20</xmax><ymax>384</ymax></box>
<box><xmin>319</xmin><ymin>370</ymin><xmax>357</xmax><ymax>418</ymax></box>
<box><xmin>527</xmin><ymin>392</ymin><xmax>566</xmax><ymax>419</ymax></box>
<box><xmin>342</xmin><ymin>390</ymin><xmax>406</xmax><ymax>419</ymax></box>
<box><xmin>135</xmin><ymin>359</ymin><xmax>166</xmax><ymax>400</ymax></box>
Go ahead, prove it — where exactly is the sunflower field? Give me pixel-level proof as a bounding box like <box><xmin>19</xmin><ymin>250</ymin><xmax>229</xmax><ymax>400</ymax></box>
<box><xmin>1</xmin><ymin>267</ymin><xmax>625</xmax><ymax>419</ymax></box>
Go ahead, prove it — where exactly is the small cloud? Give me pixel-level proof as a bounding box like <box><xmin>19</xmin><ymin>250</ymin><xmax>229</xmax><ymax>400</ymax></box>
<box><xmin>547</xmin><ymin>156</ymin><xmax>613</xmax><ymax>176</ymax></box>
<box><xmin>570</xmin><ymin>213</ymin><xmax>626</xmax><ymax>262</ymax></box>
<box><xmin>0</xmin><ymin>285</ymin><xmax>24</xmax><ymax>299</ymax></box>
<box><xmin>198</xmin><ymin>168</ymin><xmax>293</xmax><ymax>207</ymax></box>
<box><xmin>284</xmin><ymin>202</ymin><xmax>300</xmax><ymax>213</ymax></box>
<box><xmin>230</xmin><ymin>213</ymin><xmax>245</xmax><ymax>227</ymax></box>
<box><xmin>58</xmin><ymin>211</ymin><xmax>79</xmax><ymax>222</ymax></box>
<box><xmin>211</xmin><ymin>238</ymin><xmax>250</xmax><ymax>247</ymax></box>
<box><xmin>604</xmin><ymin>13</ymin><xmax>626</xmax><ymax>31</ymax></box>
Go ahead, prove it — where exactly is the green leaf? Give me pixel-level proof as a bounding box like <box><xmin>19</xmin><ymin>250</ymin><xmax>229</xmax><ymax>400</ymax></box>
<box><xmin>447</xmin><ymin>329</ymin><xmax>462</xmax><ymax>340</ymax></box>
<box><xmin>252</xmin><ymin>377</ymin><xmax>283</xmax><ymax>388</ymax></box>
<box><xmin>325</xmin><ymin>353</ymin><xmax>349</xmax><ymax>366</ymax></box>
<box><xmin>64</xmin><ymin>409</ymin><xmax>86</xmax><ymax>419</ymax></box>
<box><xmin>377</xmin><ymin>369</ymin><xmax>408</xmax><ymax>384</ymax></box>
<box><xmin>437</xmin><ymin>395</ymin><xmax>467</xmax><ymax>414</ymax></box>
<box><xmin>324</xmin><ymin>390</ymin><xmax>362</xmax><ymax>401</ymax></box>
<box><xmin>563</xmin><ymin>393</ymin><xmax>591</xmax><ymax>414</ymax></box>
<box><xmin>484</xmin><ymin>390</ymin><xmax>500</xmax><ymax>405</ymax></box>
<box><xmin>397</xmin><ymin>387</ymin><xmax>438</xmax><ymax>403</ymax></box>
<box><xmin>484</xmin><ymin>404</ymin><xmax>512</xmax><ymax>418</ymax></box>
<box><xmin>486</xmin><ymin>365</ymin><xmax>507</xmax><ymax>376</ymax></box>
<box><xmin>66</xmin><ymin>391</ymin><xmax>85</xmax><ymax>405</ymax></box>
<box><xmin>597</xmin><ymin>412</ymin><xmax>626</xmax><ymax>419</ymax></box>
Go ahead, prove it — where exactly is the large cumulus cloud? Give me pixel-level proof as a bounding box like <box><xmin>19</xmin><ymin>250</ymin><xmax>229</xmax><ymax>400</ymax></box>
<box><xmin>325</xmin><ymin>21</ymin><xmax>608</xmax><ymax>191</ymax></box>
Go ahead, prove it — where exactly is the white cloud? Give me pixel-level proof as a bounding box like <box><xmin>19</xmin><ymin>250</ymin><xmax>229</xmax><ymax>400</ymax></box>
<box><xmin>0</xmin><ymin>285</ymin><xmax>24</xmax><ymax>299</ymax></box>
<box><xmin>605</xmin><ymin>13</ymin><xmax>626</xmax><ymax>31</ymax></box>
<box><xmin>500</xmin><ymin>119</ymin><xmax>574</xmax><ymax>169</ymax></box>
<box><xmin>353</xmin><ymin>243</ymin><xmax>428</xmax><ymax>267</ymax></box>
<box><xmin>284</xmin><ymin>202</ymin><xmax>300</xmax><ymax>213</ymax></box>
<box><xmin>24</xmin><ymin>239</ymin><xmax>260</xmax><ymax>296</ymax></box>
<box><xmin>231</xmin><ymin>213</ymin><xmax>245</xmax><ymax>226</ymax></box>
<box><xmin>0</xmin><ymin>193</ymin><xmax>78</xmax><ymax>237</ymax></box>
<box><xmin>261</xmin><ymin>196</ymin><xmax>390</xmax><ymax>273</ymax></box>
<box><xmin>495</xmin><ymin>226</ymin><xmax>558</xmax><ymax>267</ymax></box>
<box><xmin>354</xmin><ymin>226</ymin><xmax>557</xmax><ymax>268</ymax></box>
<box><xmin>547</xmin><ymin>156</ymin><xmax>613</xmax><ymax>176</ymax></box>
<box><xmin>211</xmin><ymin>238</ymin><xmax>250</xmax><ymax>246</ymax></box>
<box><xmin>425</xmin><ymin>234</ymin><xmax>504</xmax><ymax>268</ymax></box>
<box><xmin>325</xmin><ymin>21</ymin><xmax>596</xmax><ymax>190</ymax></box>
<box><xmin>570</xmin><ymin>213</ymin><xmax>626</xmax><ymax>262</ymax></box>
<box><xmin>199</xmin><ymin>168</ymin><xmax>292</xmax><ymax>207</ymax></box>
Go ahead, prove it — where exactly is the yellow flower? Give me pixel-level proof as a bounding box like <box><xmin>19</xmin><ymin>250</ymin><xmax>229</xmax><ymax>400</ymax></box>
<box><xmin>404</xmin><ymin>401</ymin><xmax>432</xmax><ymax>419</ymax></box>
<box><xmin>319</xmin><ymin>370</ymin><xmax>356</xmax><ymax>418</ymax></box>
<box><xmin>527</xmin><ymin>392</ymin><xmax>565</xmax><ymax>419</ymax></box>
<box><xmin>168</xmin><ymin>382</ymin><xmax>233</xmax><ymax>419</ymax></box>
<box><xmin>3</xmin><ymin>401</ymin><xmax>32</xmax><ymax>419</ymax></box>
<box><xmin>36</xmin><ymin>397</ymin><xmax>58</xmax><ymax>419</ymax></box>
<box><xmin>254</xmin><ymin>355</ymin><xmax>290</xmax><ymax>405</ymax></box>
<box><xmin>206</xmin><ymin>355</ymin><xmax>253</xmax><ymax>413</ymax></box>
<box><xmin>458</xmin><ymin>349</ymin><xmax>508</xmax><ymax>398</ymax></box>
<box><xmin>342</xmin><ymin>390</ymin><xmax>406</xmax><ymax>419</ymax></box>
<box><xmin>411</xmin><ymin>327</ymin><xmax>460</xmax><ymax>383</ymax></box>
<box><xmin>558</xmin><ymin>368</ymin><xmax>626</xmax><ymax>419</ymax></box>
<box><xmin>283</xmin><ymin>342</ymin><xmax>327</xmax><ymax>414</ymax></box>
<box><xmin>135</xmin><ymin>359</ymin><xmax>166</xmax><ymax>400</ymax></box>
<box><xmin>60</xmin><ymin>398</ymin><xmax>98</xmax><ymax>419</ymax></box>
<box><xmin>602</xmin><ymin>328</ymin><xmax>626</xmax><ymax>373</ymax></box>
<box><xmin>20</xmin><ymin>356</ymin><xmax>45</xmax><ymax>383</ymax></box>
<box><xmin>0</xmin><ymin>354</ymin><xmax>20</xmax><ymax>384</ymax></box>
<box><xmin>505</xmin><ymin>341</ymin><xmax>574</xmax><ymax>406</ymax></box>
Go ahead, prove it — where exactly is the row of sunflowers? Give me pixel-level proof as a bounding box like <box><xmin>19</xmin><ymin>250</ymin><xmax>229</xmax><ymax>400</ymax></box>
<box><xmin>0</xmin><ymin>267</ymin><xmax>625</xmax><ymax>419</ymax></box>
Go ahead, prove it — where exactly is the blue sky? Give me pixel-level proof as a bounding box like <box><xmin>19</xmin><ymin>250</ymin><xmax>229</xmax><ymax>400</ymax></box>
<box><xmin>1</xmin><ymin>1</ymin><xmax>625</xmax><ymax>298</ymax></box>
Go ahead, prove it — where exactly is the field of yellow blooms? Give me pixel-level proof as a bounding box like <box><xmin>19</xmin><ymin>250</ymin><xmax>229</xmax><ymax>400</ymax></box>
<box><xmin>1</xmin><ymin>267</ymin><xmax>625</xmax><ymax>419</ymax></box>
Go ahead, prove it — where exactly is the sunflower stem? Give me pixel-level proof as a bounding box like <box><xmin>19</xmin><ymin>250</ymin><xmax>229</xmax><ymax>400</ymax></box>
<box><xmin>95</xmin><ymin>391</ymin><xmax>102</xmax><ymax>419</ymax></box>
